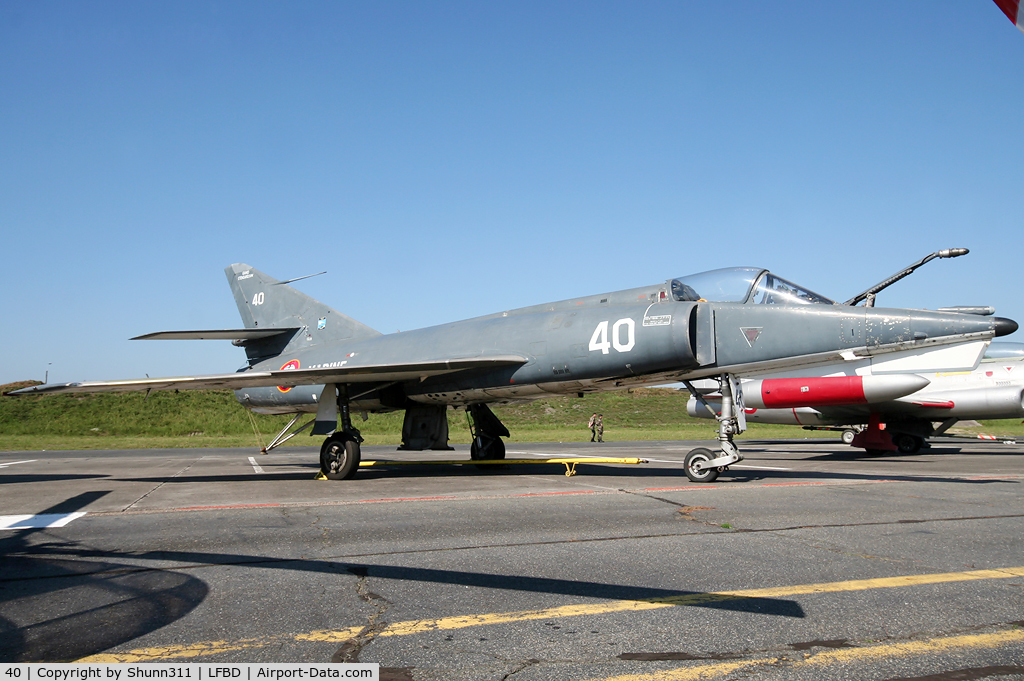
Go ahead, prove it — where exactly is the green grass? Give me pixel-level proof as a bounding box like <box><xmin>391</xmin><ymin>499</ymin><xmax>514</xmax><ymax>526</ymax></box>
<box><xmin>2</xmin><ymin>383</ymin><xmax>1021</xmax><ymax>451</ymax></box>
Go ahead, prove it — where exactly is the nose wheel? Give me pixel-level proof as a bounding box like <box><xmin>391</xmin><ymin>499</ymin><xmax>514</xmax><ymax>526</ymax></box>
<box><xmin>684</xmin><ymin>448</ymin><xmax>721</xmax><ymax>483</ymax></box>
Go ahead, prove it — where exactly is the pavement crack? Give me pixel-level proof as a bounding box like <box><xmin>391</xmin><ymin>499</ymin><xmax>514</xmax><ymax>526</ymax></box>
<box><xmin>121</xmin><ymin>459</ymin><xmax>199</xmax><ymax>512</ymax></box>
<box><xmin>499</xmin><ymin>658</ymin><xmax>542</xmax><ymax>680</ymax></box>
<box><xmin>620</xmin><ymin>488</ymin><xmax>689</xmax><ymax>509</ymax></box>
<box><xmin>615</xmin><ymin>620</ymin><xmax>1024</xmax><ymax>672</ymax></box>
<box><xmin>757</xmin><ymin>530</ymin><xmax>913</xmax><ymax>565</ymax></box>
<box><xmin>621</xmin><ymin>490</ymin><xmax>734</xmax><ymax>530</ymax></box>
<box><xmin>332</xmin><ymin>566</ymin><xmax>390</xmax><ymax>663</ymax></box>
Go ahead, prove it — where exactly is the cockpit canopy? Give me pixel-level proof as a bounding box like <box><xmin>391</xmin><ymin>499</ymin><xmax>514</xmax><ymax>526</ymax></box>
<box><xmin>670</xmin><ymin>267</ymin><xmax>835</xmax><ymax>306</ymax></box>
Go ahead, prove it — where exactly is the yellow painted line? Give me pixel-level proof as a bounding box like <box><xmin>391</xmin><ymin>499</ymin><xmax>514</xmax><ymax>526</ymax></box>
<box><xmin>76</xmin><ymin>566</ymin><xmax>1024</xmax><ymax>662</ymax></box>
<box><xmin>589</xmin><ymin>628</ymin><xmax>1024</xmax><ymax>681</ymax></box>
<box><xmin>597</xmin><ymin>659</ymin><xmax>776</xmax><ymax>681</ymax></box>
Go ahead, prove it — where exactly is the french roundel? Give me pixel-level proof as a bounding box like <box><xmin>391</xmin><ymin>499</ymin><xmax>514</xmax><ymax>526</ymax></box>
<box><xmin>278</xmin><ymin>360</ymin><xmax>300</xmax><ymax>393</ymax></box>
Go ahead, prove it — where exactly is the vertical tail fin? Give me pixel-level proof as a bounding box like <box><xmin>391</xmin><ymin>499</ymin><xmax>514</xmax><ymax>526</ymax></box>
<box><xmin>225</xmin><ymin>264</ymin><xmax>380</xmax><ymax>358</ymax></box>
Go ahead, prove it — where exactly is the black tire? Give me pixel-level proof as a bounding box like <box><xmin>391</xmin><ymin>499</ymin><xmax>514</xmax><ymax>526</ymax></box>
<box><xmin>684</xmin><ymin>447</ymin><xmax>719</xmax><ymax>483</ymax></box>
<box><xmin>320</xmin><ymin>434</ymin><xmax>361</xmax><ymax>480</ymax></box>
<box><xmin>841</xmin><ymin>429</ymin><xmax>856</xmax><ymax>445</ymax></box>
<box><xmin>894</xmin><ymin>434</ymin><xmax>924</xmax><ymax>454</ymax></box>
<box><xmin>470</xmin><ymin>436</ymin><xmax>506</xmax><ymax>461</ymax></box>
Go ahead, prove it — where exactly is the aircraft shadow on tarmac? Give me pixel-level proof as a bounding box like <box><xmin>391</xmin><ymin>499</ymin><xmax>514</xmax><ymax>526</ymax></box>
<box><xmin>1</xmin><ymin>501</ymin><xmax>806</xmax><ymax>662</ymax></box>
<box><xmin>796</xmin><ymin>447</ymin><xmax>1024</xmax><ymax>463</ymax></box>
<box><xmin>717</xmin><ymin>469</ymin><xmax>1017</xmax><ymax>486</ymax></box>
<box><xmin>0</xmin><ymin>474</ymin><xmax>111</xmax><ymax>485</ymax></box>
<box><xmin>109</xmin><ymin>460</ymin><xmax>1020</xmax><ymax>486</ymax></box>
<box><xmin>0</xmin><ymin>492</ymin><xmax>208</xmax><ymax>663</ymax></box>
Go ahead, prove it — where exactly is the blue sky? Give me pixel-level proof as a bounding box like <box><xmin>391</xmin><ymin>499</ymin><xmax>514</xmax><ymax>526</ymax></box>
<box><xmin>1</xmin><ymin>2</ymin><xmax>1021</xmax><ymax>385</ymax></box>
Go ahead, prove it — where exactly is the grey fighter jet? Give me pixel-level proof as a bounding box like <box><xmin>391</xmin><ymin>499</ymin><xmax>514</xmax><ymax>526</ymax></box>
<box><xmin>10</xmin><ymin>262</ymin><xmax>1018</xmax><ymax>482</ymax></box>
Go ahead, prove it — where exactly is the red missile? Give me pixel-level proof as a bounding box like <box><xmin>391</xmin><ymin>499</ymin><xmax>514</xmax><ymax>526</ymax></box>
<box><xmin>743</xmin><ymin>374</ymin><xmax>930</xmax><ymax>409</ymax></box>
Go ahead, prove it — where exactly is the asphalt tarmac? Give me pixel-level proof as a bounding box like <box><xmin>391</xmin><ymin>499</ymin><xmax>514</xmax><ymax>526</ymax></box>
<box><xmin>2</xmin><ymin>437</ymin><xmax>1024</xmax><ymax>680</ymax></box>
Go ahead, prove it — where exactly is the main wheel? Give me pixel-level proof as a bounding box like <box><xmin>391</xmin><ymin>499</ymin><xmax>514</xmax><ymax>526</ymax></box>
<box><xmin>894</xmin><ymin>434</ymin><xmax>924</xmax><ymax>454</ymax></box>
<box><xmin>841</xmin><ymin>429</ymin><xmax>857</xmax><ymax>445</ymax></box>
<box><xmin>470</xmin><ymin>436</ymin><xmax>506</xmax><ymax>461</ymax></box>
<box><xmin>684</xmin><ymin>447</ymin><xmax>719</xmax><ymax>483</ymax></box>
<box><xmin>320</xmin><ymin>434</ymin><xmax>361</xmax><ymax>480</ymax></box>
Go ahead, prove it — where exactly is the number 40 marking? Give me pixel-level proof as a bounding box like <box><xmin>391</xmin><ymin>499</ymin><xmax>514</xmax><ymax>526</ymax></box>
<box><xmin>589</xmin><ymin>318</ymin><xmax>635</xmax><ymax>354</ymax></box>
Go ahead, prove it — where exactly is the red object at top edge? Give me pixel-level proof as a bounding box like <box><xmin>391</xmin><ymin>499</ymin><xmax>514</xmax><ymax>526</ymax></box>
<box><xmin>994</xmin><ymin>0</ymin><xmax>1020</xmax><ymax>23</ymax></box>
<box><xmin>760</xmin><ymin>376</ymin><xmax>866</xmax><ymax>408</ymax></box>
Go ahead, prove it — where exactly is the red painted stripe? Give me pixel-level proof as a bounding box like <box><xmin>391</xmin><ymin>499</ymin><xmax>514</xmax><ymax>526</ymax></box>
<box><xmin>513</xmin><ymin>490</ymin><xmax>596</xmax><ymax>497</ymax></box>
<box><xmin>760</xmin><ymin>376</ymin><xmax>866</xmax><ymax>408</ymax></box>
<box><xmin>912</xmin><ymin>401</ymin><xmax>955</xmax><ymax>409</ymax></box>
<box><xmin>643</xmin><ymin>486</ymin><xmax>717</xmax><ymax>491</ymax></box>
<box><xmin>176</xmin><ymin>503</ymin><xmax>283</xmax><ymax>510</ymax></box>
<box><xmin>764</xmin><ymin>480</ymin><xmax>892</xmax><ymax>487</ymax></box>
<box><xmin>360</xmin><ymin>496</ymin><xmax>459</xmax><ymax>502</ymax></box>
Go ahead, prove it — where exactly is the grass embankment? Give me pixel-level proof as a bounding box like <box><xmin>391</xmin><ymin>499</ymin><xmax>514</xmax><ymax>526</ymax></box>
<box><xmin>1</xmin><ymin>382</ymin><xmax>1022</xmax><ymax>451</ymax></box>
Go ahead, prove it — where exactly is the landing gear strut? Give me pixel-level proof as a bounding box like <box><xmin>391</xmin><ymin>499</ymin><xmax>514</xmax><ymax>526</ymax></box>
<box><xmin>682</xmin><ymin>374</ymin><xmax>745</xmax><ymax>483</ymax></box>
<box><xmin>318</xmin><ymin>383</ymin><xmax>362</xmax><ymax>480</ymax></box>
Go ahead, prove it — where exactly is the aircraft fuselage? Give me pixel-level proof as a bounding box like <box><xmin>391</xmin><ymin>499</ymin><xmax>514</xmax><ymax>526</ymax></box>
<box><xmin>235</xmin><ymin>291</ymin><xmax>1001</xmax><ymax>416</ymax></box>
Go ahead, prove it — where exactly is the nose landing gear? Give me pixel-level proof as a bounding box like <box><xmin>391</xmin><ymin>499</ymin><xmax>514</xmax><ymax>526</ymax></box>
<box><xmin>681</xmin><ymin>374</ymin><xmax>745</xmax><ymax>483</ymax></box>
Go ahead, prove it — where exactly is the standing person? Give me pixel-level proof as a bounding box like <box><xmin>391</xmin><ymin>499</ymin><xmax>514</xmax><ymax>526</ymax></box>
<box><xmin>595</xmin><ymin>414</ymin><xmax>604</xmax><ymax>442</ymax></box>
<box><xmin>588</xmin><ymin>413</ymin><xmax>598</xmax><ymax>442</ymax></box>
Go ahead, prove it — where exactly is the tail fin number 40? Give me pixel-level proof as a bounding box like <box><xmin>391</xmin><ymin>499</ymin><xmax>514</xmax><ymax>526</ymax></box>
<box><xmin>589</xmin><ymin>319</ymin><xmax>636</xmax><ymax>354</ymax></box>
<box><xmin>252</xmin><ymin>292</ymin><xmax>265</xmax><ymax>306</ymax></box>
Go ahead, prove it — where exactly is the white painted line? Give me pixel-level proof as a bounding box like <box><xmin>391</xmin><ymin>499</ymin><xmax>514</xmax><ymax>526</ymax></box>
<box><xmin>729</xmin><ymin>464</ymin><xmax>792</xmax><ymax>471</ymax></box>
<box><xmin>248</xmin><ymin>456</ymin><xmax>265</xmax><ymax>474</ymax></box>
<box><xmin>0</xmin><ymin>460</ymin><xmax>37</xmax><ymax>468</ymax></box>
<box><xmin>507</xmin><ymin>451</ymin><xmax>626</xmax><ymax>459</ymax></box>
<box><xmin>0</xmin><ymin>512</ymin><xmax>87</xmax><ymax>530</ymax></box>
<box><xmin>616</xmin><ymin>456</ymin><xmax>791</xmax><ymax>471</ymax></box>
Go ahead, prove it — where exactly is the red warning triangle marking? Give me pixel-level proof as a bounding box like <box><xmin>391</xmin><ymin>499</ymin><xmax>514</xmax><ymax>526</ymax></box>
<box><xmin>741</xmin><ymin>327</ymin><xmax>762</xmax><ymax>346</ymax></box>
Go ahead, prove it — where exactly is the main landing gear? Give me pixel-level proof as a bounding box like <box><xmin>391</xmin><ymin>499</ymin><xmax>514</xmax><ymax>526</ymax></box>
<box><xmin>319</xmin><ymin>384</ymin><xmax>362</xmax><ymax>480</ymax></box>
<box><xmin>682</xmin><ymin>374</ymin><xmax>745</xmax><ymax>483</ymax></box>
<box><xmin>467</xmin><ymin>403</ymin><xmax>509</xmax><ymax>463</ymax></box>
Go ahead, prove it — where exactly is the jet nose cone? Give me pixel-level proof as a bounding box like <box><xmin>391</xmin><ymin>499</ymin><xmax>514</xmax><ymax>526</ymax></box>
<box><xmin>994</xmin><ymin>317</ymin><xmax>1019</xmax><ymax>337</ymax></box>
